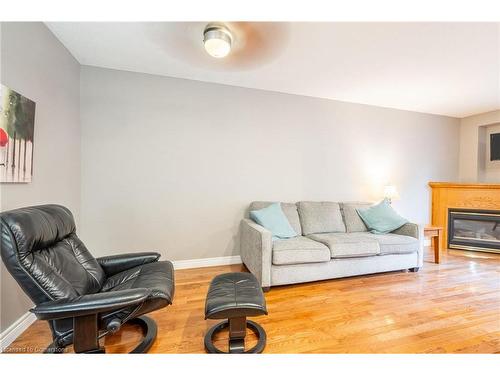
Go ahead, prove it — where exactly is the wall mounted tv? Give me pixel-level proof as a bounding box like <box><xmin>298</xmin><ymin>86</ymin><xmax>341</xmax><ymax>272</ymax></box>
<box><xmin>491</xmin><ymin>133</ymin><xmax>500</xmax><ymax>161</ymax></box>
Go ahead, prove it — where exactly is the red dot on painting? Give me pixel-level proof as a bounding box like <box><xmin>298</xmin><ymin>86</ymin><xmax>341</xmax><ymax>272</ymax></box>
<box><xmin>0</xmin><ymin>128</ymin><xmax>8</xmax><ymax>147</ymax></box>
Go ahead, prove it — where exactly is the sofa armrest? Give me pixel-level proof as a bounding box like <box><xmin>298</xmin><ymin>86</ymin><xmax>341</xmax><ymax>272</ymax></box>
<box><xmin>239</xmin><ymin>219</ymin><xmax>273</xmax><ymax>288</ymax></box>
<box><xmin>391</xmin><ymin>222</ymin><xmax>419</xmax><ymax>239</ymax></box>
<box><xmin>392</xmin><ymin>223</ymin><xmax>424</xmax><ymax>267</ymax></box>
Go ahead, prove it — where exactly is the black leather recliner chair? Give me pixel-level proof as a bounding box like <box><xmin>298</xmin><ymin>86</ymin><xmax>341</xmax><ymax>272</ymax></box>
<box><xmin>0</xmin><ymin>204</ymin><xmax>175</xmax><ymax>353</ymax></box>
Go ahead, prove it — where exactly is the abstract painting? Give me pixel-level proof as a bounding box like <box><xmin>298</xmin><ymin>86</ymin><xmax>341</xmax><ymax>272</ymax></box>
<box><xmin>0</xmin><ymin>85</ymin><xmax>36</xmax><ymax>183</ymax></box>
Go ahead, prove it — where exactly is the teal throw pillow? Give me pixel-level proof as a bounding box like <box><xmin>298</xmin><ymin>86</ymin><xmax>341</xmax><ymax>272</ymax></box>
<box><xmin>250</xmin><ymin>202</ymin><xmax>297</xmax><ymax>240</ymax></box>
<box><xmin>356</xmin><ymin>199</ymin><xmax>408</xmax><ymax>234</ymax></box>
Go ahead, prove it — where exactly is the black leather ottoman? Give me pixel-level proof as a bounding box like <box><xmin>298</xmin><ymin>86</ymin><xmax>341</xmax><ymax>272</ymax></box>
<box><xmin>204</xmin><ymin>272</ymin><xmax>267</xmax><ymax>353</ymax></box>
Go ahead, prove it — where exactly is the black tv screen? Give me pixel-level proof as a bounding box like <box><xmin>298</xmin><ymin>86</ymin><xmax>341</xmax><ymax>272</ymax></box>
<box><xmin>491</xmin><ymin>133</ymin><xmax>500</xmax><ymax>161</ymax></box>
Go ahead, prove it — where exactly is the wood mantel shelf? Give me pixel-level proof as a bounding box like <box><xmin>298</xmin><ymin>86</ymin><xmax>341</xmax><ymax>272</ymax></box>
<box><xmin>429</xmin><ymin>182</ymin><xmax>500</xmax><ymax>189</ymax></box>
<box><xmin>429</xmin><ymin>182</ymin><xmax>500</xmax><ymax>251</ymax></box>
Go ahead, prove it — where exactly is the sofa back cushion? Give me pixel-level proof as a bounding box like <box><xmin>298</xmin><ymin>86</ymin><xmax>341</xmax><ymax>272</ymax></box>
<box><xmin>297</xmin><ymin>201</ymin><xmax>346</xmax><ymax>235</ymax></box>
<box><xmin>249</xmin><ymin>202</ymin><xmax>302</xmax><ymax>235</ymax></box>
<box><xmin>341</xmin><ymin>202</ymin><xmax>372</xmax><ymax>232</ymax></box>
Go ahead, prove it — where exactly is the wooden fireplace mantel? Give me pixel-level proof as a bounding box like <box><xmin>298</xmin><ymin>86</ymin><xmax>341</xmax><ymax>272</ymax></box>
<box><xmin>429</xmin><ymin>182</ymin><xmax>500</xmax><ymax>250</ymax></box>
<box><xmin>429</xmin><ymin>182</ymin><xmax>500</xmax><ymax>190</ymax></box>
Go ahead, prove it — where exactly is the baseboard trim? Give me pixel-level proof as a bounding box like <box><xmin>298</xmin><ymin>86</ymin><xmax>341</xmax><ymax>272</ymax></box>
<box><xmin>0</xmin><ymin>311</ymin><xmax>36</xmax><ymax>352</ymax></box>
<box><xmin>0</xmin><ymin>255</ymin><xmax>243</xmax><ymax>350</ymax></box>
<box><xmin>172</xmin><ymin>255</ymin><xmax>242</xmax><ymax>270</ymax></box>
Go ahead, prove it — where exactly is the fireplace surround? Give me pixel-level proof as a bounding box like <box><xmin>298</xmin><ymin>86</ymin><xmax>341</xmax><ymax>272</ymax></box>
<box><xmin>429</xmin><ymin>182</ymin><xmax>500</xmax><ymax>251</ymax></box>
<box><xmin>448</xmin><ymin>208</ymin><xmax>500</xmax><ymax>253</ymax></box>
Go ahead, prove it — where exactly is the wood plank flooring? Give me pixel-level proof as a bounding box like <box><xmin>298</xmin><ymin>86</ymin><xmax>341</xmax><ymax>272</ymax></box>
<box><xmin>5</xmin><ymin>249</ymin><xmax>500</xmax><ymax>353</ymax></box>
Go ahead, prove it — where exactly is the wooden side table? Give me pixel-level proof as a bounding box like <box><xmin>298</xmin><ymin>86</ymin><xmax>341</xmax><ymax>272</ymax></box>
<box><xmin>424</xmin><ymin>226</ymin><xmax>443</xmax><ymax>264</ymax></box>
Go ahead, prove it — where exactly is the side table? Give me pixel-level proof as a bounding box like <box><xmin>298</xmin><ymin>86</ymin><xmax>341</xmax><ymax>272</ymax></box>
<box><xmin>424</xmin><ymin>226</ymin><xmax>443</xmax><ymax>264</ymax></box>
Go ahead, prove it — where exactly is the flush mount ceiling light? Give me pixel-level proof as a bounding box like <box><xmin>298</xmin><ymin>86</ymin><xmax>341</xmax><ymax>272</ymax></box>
<box><xmin>203</xmin><ymin>23</ymin><xmax>232</xmax><ymax>58</ymax></box>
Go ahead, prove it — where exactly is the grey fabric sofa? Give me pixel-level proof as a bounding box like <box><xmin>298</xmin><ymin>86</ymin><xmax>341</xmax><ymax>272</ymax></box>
<box><xmin>240</xmin><ymin>201</ymin><xmax>424</xmax><ymax>290</ymax></box>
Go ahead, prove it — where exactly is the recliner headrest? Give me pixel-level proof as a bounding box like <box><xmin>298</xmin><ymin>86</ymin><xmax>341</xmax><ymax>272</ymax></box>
<box><xmin>1</xmin><ymin>204</ymin><xmax>76</xmax><ymax>256</ymax></box>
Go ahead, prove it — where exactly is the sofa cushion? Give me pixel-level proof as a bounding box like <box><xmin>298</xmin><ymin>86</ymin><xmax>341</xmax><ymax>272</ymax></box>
<box><xmin>307</xmin><ymin>233</ymin><xmax>380</xmax><ymax>258</ymax></box>
<box><xmin>250</xmin><ymin>202</ymin><xmax>302</xmax><ymax>235</ymax></box>
<box><xmin>272</xmin><ymin>237</ymin><xmax>330</xmax><ymax>265</ymax></box>
<box><xmin>362</xmin><ymin>233</ymin><xmax>418</xmax><ymax>255</ymax></box>
<box><xmin>341</xmin><ymin>202</ymin><xmax>372</xmax><ymax>232</ymax></box>
<box><xmin>298</xmin><ymin>201</ymin><xmax>346</xmax><ymax>235</ymax></box>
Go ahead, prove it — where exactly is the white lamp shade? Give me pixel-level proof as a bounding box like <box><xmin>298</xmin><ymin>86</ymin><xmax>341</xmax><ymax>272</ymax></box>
<box><xmin>383</xmin><ymin>185</ymin><xmax>400</xmax><ymax>200</ymax></box>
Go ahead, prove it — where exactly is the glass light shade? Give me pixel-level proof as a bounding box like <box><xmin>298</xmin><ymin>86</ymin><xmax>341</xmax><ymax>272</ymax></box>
<box><xmin>383</xmin><ymin>185</ymin><xmax>400</xmax><ymax>200</ymax></box>
<box><xmin>203</xmin><ymin>26</ymin><xmax>232</xmax><ymax>58</ymax></box>
<box><xmin>204</xmin><ymin>38</ymin><xmax>231</xmax><ymax>58</ymax></box>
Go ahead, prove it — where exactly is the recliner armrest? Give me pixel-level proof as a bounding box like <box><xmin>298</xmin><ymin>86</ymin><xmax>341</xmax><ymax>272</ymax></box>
<box><xmin>97</xmin><ymin>252</ymin><xmax>161</xmax><ymax>276</ymax></box>
<box><xmin>30</xmin><ymin>288</ymin><xmax>150</xmax><ymax>320</ymax></box>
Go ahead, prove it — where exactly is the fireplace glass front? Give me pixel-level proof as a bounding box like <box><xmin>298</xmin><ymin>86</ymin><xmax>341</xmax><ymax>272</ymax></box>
<box><xmin>448</xmin><ymin>209</ymin><xmax>500</xmax><ymax>253</ymax></box>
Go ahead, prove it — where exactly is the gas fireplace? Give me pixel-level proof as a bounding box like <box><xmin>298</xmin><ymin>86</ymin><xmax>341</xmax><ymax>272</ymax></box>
<box><xmin>448</xmin><ymin>208</ymin><xmax>500</xmax><ymax>253</ymax></box>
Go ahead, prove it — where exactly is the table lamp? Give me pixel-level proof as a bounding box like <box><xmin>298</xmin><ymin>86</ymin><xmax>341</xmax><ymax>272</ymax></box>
<box><xmin>383</xmin><ymin>185</ymin><xmax>400</xmax><ymax>204</ymax></box>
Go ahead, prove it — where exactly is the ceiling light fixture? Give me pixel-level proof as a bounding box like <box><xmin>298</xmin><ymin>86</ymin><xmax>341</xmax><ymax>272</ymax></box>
<box><xmin>203</xmin><ymin>24</ymin><xmax>232</xmax><ymax>58</ymax></box>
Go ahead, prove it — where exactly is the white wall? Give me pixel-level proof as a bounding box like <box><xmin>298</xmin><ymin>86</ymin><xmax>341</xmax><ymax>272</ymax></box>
<box><xmin>80</xmin><ymin>66</ymin><xmax>460</xmax><ymax>262</ymax></box>
<box><xmin>459</xmin><ymin>110</ymin><xmax>500</xmax><ymax>182</ymax></box>
<box><xmin>0</xmin><ymin>23</ymin><xmax>81</xmax><ymax>332</ymax></box>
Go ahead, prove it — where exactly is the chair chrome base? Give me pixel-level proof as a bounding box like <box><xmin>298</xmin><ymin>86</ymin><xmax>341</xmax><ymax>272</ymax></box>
<box><xmin>204</xmin><ymin>319</ymin><xmax>266</xmax><ymax>354</ymax></box>
<box><xmin>44</xmin><ymin>316</ymin><xmax>158</xmax><ymax>354</ymax></box>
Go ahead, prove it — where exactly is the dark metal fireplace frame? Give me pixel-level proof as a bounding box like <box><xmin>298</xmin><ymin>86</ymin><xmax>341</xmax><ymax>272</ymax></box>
<box><xmin>448</xmin><ymin>208</ymin><xmax>500</xmax><ymax>254</ymax></box>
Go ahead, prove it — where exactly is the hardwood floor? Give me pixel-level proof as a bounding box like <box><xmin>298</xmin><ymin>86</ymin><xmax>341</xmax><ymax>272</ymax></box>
<box><xmin>6</xmin><ymin>249</ymin><xmax>500</xmax><ymax>353</ymax></box>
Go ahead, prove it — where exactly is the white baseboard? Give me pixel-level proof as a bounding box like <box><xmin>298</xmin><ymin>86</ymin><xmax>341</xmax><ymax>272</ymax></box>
<box><xmin>172</xmin><ymin>255</ymin><xmax>242</xmax><ymax>270</ymax></box>
<box><xmin>0</xmin><ymin>311</ymin><xmax>36</xmax><ymax>353</ymax></box>
<box><xmin>0</xmin><ymin>255</ymin><xmax>243</xmax><ymax>351</ymax></box>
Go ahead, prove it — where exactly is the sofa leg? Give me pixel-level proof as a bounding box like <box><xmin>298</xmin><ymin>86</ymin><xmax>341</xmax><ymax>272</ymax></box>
<box><xmin>409</xmin><ymin>267</ymin><xmax>420</xmax><ymax>272</ymax></box>
<box><xmin>262</xmin><ymin>287</ymin><xmax>270</xmax><ymax>293</ymax></box>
